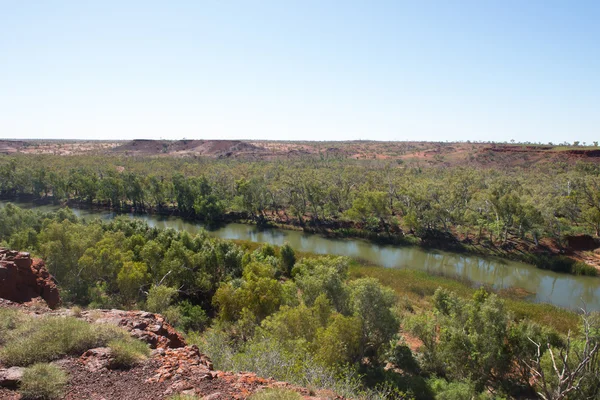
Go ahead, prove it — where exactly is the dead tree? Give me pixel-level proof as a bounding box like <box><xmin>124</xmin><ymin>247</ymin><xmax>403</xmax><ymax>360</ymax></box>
<box><xmin>525</xmin><ymin>309</ymin><xmax>599</xmax><ymax>400</ymax></box>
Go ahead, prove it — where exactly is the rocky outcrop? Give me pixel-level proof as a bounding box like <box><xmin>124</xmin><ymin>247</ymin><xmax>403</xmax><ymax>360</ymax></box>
<box><xmin>0</xmin><ymin>248</ymin><xmax>60</xmax><ymax>309</ymax></box>
<box><xmin>81</xmin><ymin>309</ymin><xmax>186</xmax><ymax>349</ymax></box>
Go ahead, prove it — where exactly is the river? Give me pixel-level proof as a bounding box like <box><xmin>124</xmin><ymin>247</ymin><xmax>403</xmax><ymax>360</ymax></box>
<box><xmin>3</xmin><ymin>201</ymin><xmax>599</xmax><ymax>311</ymax></box>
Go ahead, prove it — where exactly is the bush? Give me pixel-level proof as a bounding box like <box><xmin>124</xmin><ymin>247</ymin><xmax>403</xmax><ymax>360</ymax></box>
<box><xmin>0</xmin><ymin>315</ymin><xmax>127</xmax><ymax>366</ymax></box>
<box><xmin>146</xmin><ymin>285</ymin><xmax>178</xmax><ymax>314</ymax></box>
<box><xmin>571</xmin><ymin>261</ymin><xmax>598</xmax><ymax>276</ymax></box>
<box><xmin>280</xmin><ymin>242</ymin><xmax>296</xmax><ymax>276</ymax></box>
<box><xmin>0</xmin><ymin>308</ymin><xmax>28</xmax><ymax>345</ymax></box>
<box><xmin>19</xmin><ymin>363</ymin><xmax>68</xmax><ymax>400</ymax></box>
<box><xmin>249</xmin><ymin>388</ymin><xmax>302</xmax><ymax>400</ymax></box>
<box><xmin>177</xmin><ymin>300</ymin><xmax>209</xmax><ymax>332</ymax></box>
<box><xmin>108</xmin><ymin>338</ymin><xmax>150</xmax><ymax>368</ymax></box>
<box><xmin>428</xmin><ymin>378</ymin><xmax>491</xmax><ymax>400</ymax></box>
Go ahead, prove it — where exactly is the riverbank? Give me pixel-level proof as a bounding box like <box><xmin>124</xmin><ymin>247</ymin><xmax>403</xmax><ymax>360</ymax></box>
<box><xmin>4</xmin><ymin>195</ymin><xmax>599</xmax><ymax>278</ymax></box>
<box><xmin>348</xmin><ymin>261</ymin><xmax>579</xmax><ymax>334</ymax></box>
<box><xmin>2</xmin><ymin>198</ymin><xmax>600</xmax><ymax>312</ymax></box>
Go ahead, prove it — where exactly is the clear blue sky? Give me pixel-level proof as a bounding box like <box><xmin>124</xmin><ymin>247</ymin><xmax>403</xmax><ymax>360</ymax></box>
<box><xmin>1</xmin><ymin>1</ymin><xmax>598</xmax><ymax>143</ymax></box>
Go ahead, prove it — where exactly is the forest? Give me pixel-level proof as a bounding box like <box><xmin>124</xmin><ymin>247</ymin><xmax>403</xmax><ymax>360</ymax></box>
<box><xmin>1</xmin><ymin>153</ymin><xmax>600</xmax><ymax>275</ymax></box>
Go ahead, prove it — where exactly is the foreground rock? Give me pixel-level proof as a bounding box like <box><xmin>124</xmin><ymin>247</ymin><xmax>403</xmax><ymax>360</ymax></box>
<box><xmin>81</xmin><ymin>309</ymin><xmax>186</xmax><ymax>349</ymax></box>
<box><xmin>0</xmin><ymin>367</ymin><xmax>24</xmax><ymax>388</ymax></box>
<box><xmin>0</xmin><ymin>248</ymin><xmax>60</xmax><ymax>309</ymax></box>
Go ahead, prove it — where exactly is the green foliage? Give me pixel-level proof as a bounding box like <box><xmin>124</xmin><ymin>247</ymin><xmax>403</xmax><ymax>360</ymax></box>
<box><xmin>146</xmin><ymin>285</ymin><xmax>178</xmax><ymax>314</ymax></box>
<box><xmin>420</xmin><ymin>288</ymin><xmax>511</xmax><ymax>390</ymax></box>
<box><xmin>349</xmin><ymin>278</ymin><xmax>400</xmax><ymax>363</ymax></box>
<box><xmin>19</xmin><ymin>363</ymin><xmax>68</xmax><ymax>400</ymax></box>
<box><xmin>214</xmin><ymin>261</ymin><xmax>285</xmax><ymax>323</ymax></box>
<box><xmin>176</xmin><ymin>300</ymin><xmax>209</xmax><ymax>332</ymax></box>
<box><xmin>248</xmin><ymin>388</ymin><xmax>302</xmax><ymax>400</ymax></box>
<box><xmin>313</xmin><ymin>313</ymin><xmax>362</xmax><ymax>366</ymax></box>
<box><xmin>108</xmin><ymin>338</ymin><xmax>150</xmax><ymax>368</ymax></box>
<box><xmin>117</xmin><ymin>261</ymin><xmax>150</xmax><ymax>303</ymax></box>
<box><xmin>292</xmin><ymin>256</ymin><xmax>349</xmax><ymax>313</ymax></box>
<box><xmin>428</xmin><ymin>378</ymin><xmax>492</xmax><ymax>400</ymax></box>
<box><xmin>168</xmin><ymin>395</ymin><xmax>200</xmax><ymax>400</ymax></box>
<box><xmin>280</xmin><ymin>242</ymin><xmax>296</xmax><ymax>276</ymax></box>
<box><xmin>0</xmin><ymin>308</ymin><xmax>26</xmax><ymax>345</ymax></box>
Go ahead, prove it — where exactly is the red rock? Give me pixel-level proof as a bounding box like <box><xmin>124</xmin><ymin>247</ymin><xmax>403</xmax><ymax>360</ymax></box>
<box><xmin>83</xmin><ymin>309</ymin><xmax>186</xmax><ymax>349</ymax></box>
<box><xmin>566</xmin><ymin>234</ymin><xmax>598</xmax><ymax>251</ymax></box>
<box><xmin>0</xmin><ymin>248</ymin><xmax>60</xmax><ymax>309</ymax></box>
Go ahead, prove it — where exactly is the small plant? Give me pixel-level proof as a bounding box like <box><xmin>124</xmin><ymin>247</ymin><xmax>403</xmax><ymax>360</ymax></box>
<box><xmin>71</xmin><ymin>305</ymin><xmax>83</xmax><ymax>318</ymax></box>
<box><xmin>108</xmin><ymin>338</ymin><xmax>150</xmax><ymax>368</ymax></box>
<box><xmin>249</xmin><ymin>388</ymin><xmax>303</xmax><ymax>400</ymax></box>
<box><xmin>169</xmin><ymin>394</ymin><xmax>200</xmax><ymax>400</ymax></box>
<box><xmin>19</xmin><ymin>363</ymin><xmax>68</xmax><ymax>400</ymax></box>
<box><xmin>88</xmin><ymin>310</ymin><xmax>104</xmax><ymax>322</ymax></box>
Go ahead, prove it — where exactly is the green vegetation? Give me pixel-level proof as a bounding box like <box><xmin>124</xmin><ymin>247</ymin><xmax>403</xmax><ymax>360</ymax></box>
<box><xmin>348</xmin><ymin>264</ymin><xmax>579</xmax><ymax>333</ymax></box>
<box><xmin>168</xmin><ymin>395</ymin><xmax>200</xmax><ymax>400</ymax></box>
<box><xmin>248</xmin><ymin>388</ymin><xmax>303</xmax><ymax>400</ymax></box>
<box><xmin>108</xmin><ymin>338</ymin><xmax>150</xmax><ymax>368</ymax></box>
<box><xmin>0</xmin><ymin>203</ymin><xmax>598</xmax><ymax>399</ymax></box>
<box><xmin>19</xmin><ymin>363</ymin><xmax>68</xmax><ymax>400</ymax></box>
<box><xmin>2</xmin><ymin>153</ymin><xmax>600</xmax><ymax>275</ymax></box>
<box><xmin>0</xmin><ymin>312</ymin><xmax>136</xmax><ymax>367</ymax></box>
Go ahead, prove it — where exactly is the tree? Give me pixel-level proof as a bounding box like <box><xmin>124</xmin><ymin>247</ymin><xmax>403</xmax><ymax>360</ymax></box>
<box><xmin>524</xmin><ymin>310</ymin><xmax>599</xmax><ymax>400</ymax></box>
<box><xmin>117</xmin><ymin>261</ymin><xmax>150</xmax><ymax>303</ymax></box>
<box><xmin>279</xmin><ymin>242</ymin><xmax>296</xmax><ymax>276</ymax></box>
<box><xmin>349</xmin><ymin>277</ymin><xmax>399</xmax><ymax>363</ymax></box>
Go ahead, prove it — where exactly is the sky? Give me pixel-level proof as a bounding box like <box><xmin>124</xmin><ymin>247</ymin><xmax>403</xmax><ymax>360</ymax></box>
<box><xmin>0</xmin><ymin>1</ymin><xmax>598</xmax><ymax>143</ymax></box>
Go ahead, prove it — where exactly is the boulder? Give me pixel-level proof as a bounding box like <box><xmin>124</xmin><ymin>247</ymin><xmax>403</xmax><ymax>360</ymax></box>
<box><xmin>0</xmin><ymin>248</ymin><xmax>60</xmax><ymax>308</ymax></box>
<box><xmin>0</xmin><ymin>367</ymin><xmax>24</xmax><ymax>388</ymax></box>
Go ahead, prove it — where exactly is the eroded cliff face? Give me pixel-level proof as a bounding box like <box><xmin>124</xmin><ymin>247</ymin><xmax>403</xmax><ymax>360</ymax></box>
<box><xmin>0</xmin><ymin>248</ymin><xmax>60</xmax><ymax>309</ymax></box>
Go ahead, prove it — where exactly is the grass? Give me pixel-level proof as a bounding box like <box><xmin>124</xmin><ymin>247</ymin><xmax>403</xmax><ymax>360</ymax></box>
<box><xmin>19</xmin><ymin>363</ymin><xmax>68</xmax><ymax>400</ymax></box>
<box><xmin>0</xmin><ymin>308</ymin><xmax>27</xmax><ymax>345</ymax></box>
<box><xmin>108</xmin><ymin>338</ymin><xmax>150</xmax><ymax>368</ymax></box>
<box><xmin>249</xmin><ymin>388</ymin><xmax>303</xmax><ymax>400</ymax></box>
<box><xmin>349</xmin><ymin>263</ymin><xmax>580</xmax><ymax>334</ymax></box>
<box><xmin>0</xmin><ymin>314</ymin><xmax>130</xmax><ymax>367</ymax></box>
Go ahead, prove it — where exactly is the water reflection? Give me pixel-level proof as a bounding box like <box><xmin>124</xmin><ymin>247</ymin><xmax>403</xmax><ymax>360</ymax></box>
<box><xmin>2</xmin><ymin>201</ymin><xmax>600</xmax><ymax>311</ymax></box>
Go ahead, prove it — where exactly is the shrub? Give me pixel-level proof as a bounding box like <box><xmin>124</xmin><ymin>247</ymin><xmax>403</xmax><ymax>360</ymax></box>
<box><xmin>70</xmin><ymin>305</ymin><xmax>83</xmax><ymax>318</ymax></box>
<box><xmin>0</xmin><ymin>308</ymin><xmax>29</xmax><ymax>345</ymax></box>
<box><xmin>108</xmin><ymin>338</ymin><xmax>150</xmax><ymax>368</ymax></box>
<box><xmin>146</xmin><ymin>285</ymin><xmax>178</xmax><ymax>314</ymax></box>
<box><xmin>0</xmin><ymin>315</ymin><xmax>127</xmax><ymax>366</ymax></box>
<box><xmin>571</xmin><ymin>261</ymin><xmax>598</xmax><ymax>276</ymax></box>
<box><xmin>249</xmin><ymin>388</ymin><xmax>302</xmax><ymax>400</ymax></box>
<box><xmin>177</xmin><ymin>300</ymin><xmax>209</xmax><ymax>332</ymax></box>
<box><xmin>280</xmin><ymin>242</ymin><xmax>296</xmax><ymax>276</ymax></box>
<box><xmin>428</xmin><ymin>378</ymin><xmax>490</xmax><ymax>400</ymax></box>
<box><xmin>19</xmin><ymin>363</ymin><xmax>68</xmax><ymax>400</ymax></box>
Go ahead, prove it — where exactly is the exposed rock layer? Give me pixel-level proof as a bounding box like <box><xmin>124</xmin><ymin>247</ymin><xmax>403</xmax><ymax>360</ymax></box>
<box><xmin>0</xmin><ymin>248</ymin><xmax>60</xmax><ymax>308</ymax></box>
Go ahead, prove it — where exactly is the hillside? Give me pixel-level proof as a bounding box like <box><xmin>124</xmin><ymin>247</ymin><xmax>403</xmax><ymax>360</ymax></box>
<box><xmin>3</xmin><ymin>139</ymin><xmax>600</xmax><ymax>167</ymax></box>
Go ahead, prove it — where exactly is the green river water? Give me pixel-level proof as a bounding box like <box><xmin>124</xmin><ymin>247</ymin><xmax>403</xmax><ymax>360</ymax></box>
<box><xmin>3</xmin><ymin>201</ymin><xmax>599</xmax><ymax>311</ymax></box>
